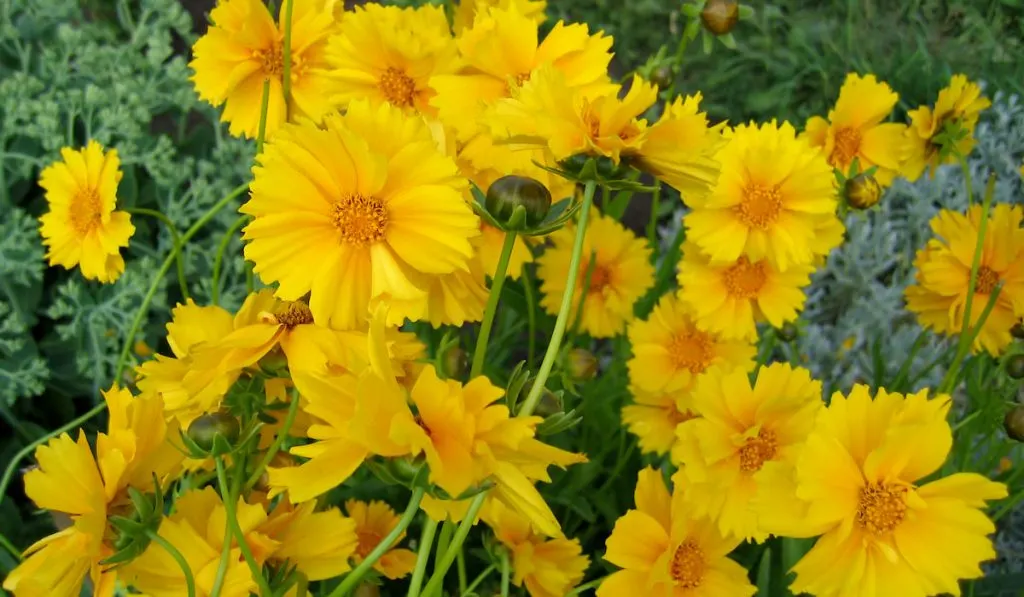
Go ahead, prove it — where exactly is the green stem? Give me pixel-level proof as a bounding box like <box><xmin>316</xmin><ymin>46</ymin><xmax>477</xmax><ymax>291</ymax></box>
<box><xmin>147</xmin><ymin>529</ymin><xmax>196</xmax><ymax>597</ymax></box>
<box><xmin>522</xmin><ymin>269</ymin><xmax>538</xmax><ymax>368</ymax></box>
<box><xmin>281</xmin><ymin>0</ymin><xmax>294</xmax><ymax>119</ymax></box>
<box><xmin>456</xmin><ymin>548</ymin><xmax>468</xmax><ymax>594</ymax></box>
<box><xmin>565</xmin><ymin>574</ymin><xmax>611</xmax><ymax>596</ymax></box>
<box><xmin>0</xmin><ymin>530</ymin><xmax>20</xmax><ymax>560</ymax></box>
<box><xmin>420</xmin><ymin>492</ymin><xmax>487</xmax><ymax>597</ymax></box>
<box><xmin>646</xmin><ymin>181</ymin><xmax>662</xmax><ymax>248</ymax></box>
<box><xmin>434</xmin><ymin>521</ymin><xmax>454</xmax><ymax>574</ymax></box>
<box><xmin>211</xmin><ymin>453</ymin><xmax>242</xmax><ymax>597</ymax></box>
<box><xmin>212</xmin><ymin>214</ymin><xmax>249</xmax><ymax>306</ymax></box>
<box><xmin>328</xmin><ymin>488</ymin><xmax>426</xmax><ymax>597</ymax></box>
<box><xmin>500</xmin><ymin>549</ymin><xmax>510</xmax><ymax>597</ymax></box>
<box><xmin>126</xmin><ymin>207</ymin><xmax>190</xmax><ymax>300</ymax></box>
<box><xmin>464</xmin><ymin>565</ymin><xmax>496</xmax><ymax>594</ymax></box>
<box><xmin>889</xmin><ymin>329</ymin><xmax>928</xmax><ymax>390</ymax></box>
<box><xmin>470</xmin><ymin>231</ymin><xmax>518</xmax><ymax>378</ymax></box>
<box><xmin>767</xmin><ymin>538</ymin><xmax>786</xmax><ymax>597</ymax></box>
<box><xmin>993</xmin><ymin>487</ymin><xmax>1024</xmax><ymax>522</ymax></box>
<box><xmin>519</xmin><ymin>180</ymin><xmax>596</xmax><ymax>417</ymax></box>
<box><xmin>256</xmin><ymin>79</ymin><xmax>271</xmax><ymax>154</ymax></box>
<box><xmin>407</xmin><ymin>518</ymin><xmax>439</xmax><ymax>597</ymax></box>
<box><xmin>243</xmin><ymin>390</ymin><xmax>301</xmax><ymax>490</ymax></box>
<box><xmin>216</xmin><ymin>457</ymin><xmax>273</xmax><ymax>597</ymax></box>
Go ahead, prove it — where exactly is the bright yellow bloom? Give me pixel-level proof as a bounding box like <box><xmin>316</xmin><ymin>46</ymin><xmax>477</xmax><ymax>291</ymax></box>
<box><xmin>598</xmin><ymin>468</ymin><xmax>755</xmax><ymax>597</ymax></box>
<box><xmin>258</xmin><ymin>501</ymin><xmax>359</xmax><ymax>581</ymax></box>
<box><xmin>904</xmin><ymin>74</ymin><xmax>991</xmax><ymax>181</ymax></box>
<box><xmin>345</xmin><ymin>500</ymin><xmax>417</xmax><ymax>579</ymax></box>
<box><xmin>326</xmin><ymin>4</ymin><xmax>458</xmax><ymax>115</ymax></box>
<box><xmin>38</xmin><ymin>141</ymin><xmax>134</xmax><ymax>283</ymax></box>
<box><xmin>758</xmin><ymin>386</ymin><xmax>1006</xmax><ymax>597</ymax></box>
<box><xmin>622</xmin><ymin>386</ymin><xmax>698</xmax><ymax>457</ymax></box>
<box><xmin>483</xmin><ymin>499</ymin><xmax>589</xmax><ymax>597</ymax></box>
<box><xmin>804</xmin><ymin>73</ymin><xmax>908</xmax><ymax>186</ymax></box>
<box><xmin>905</xmin><ymin>204</ymin><xmax>1024</xmax><ymax>355</ymax></box>
<box><xmin>452</xmin><ymin>0</ymin><xmax>547</xmax><ymax>34</ymax></box>
<box><xmin>673</xmin><ymin>364</ymin><xmax>823</xmax><ymax>542</ymax></box>
<box><xmin>190</xmin><ymin>0</ymin><xmax>339</xmax><ymax>139</ymax></box>
<box><xmin>685</xmin><ymin>121</ymin><xmax>843</xmax><ymax>270</ymax></box>
<box><xmin>678</xmin><ymin>241</ymin><xmax>812</xmax><ymax>340</ymax></box>
<box><xmin>627</xmin><ymin>293</ymin><xmax>755</xmax><ymax>396</ymax></box>
<box><xmin>241</xmin><ymin>99</ymin><xmax>478</xmax><ymax>330</ymax></box>
<box><xmin>537</xmin><ymin>210</ymin><xmax>654</xmax><ymax>338</ymax></box>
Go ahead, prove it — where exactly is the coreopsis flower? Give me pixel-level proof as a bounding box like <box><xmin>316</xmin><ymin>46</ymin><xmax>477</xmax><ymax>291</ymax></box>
<box><xmin>452</xmin><ymin>0</ymin><xmax>547</xmax><ymax>34</ymax></box>
<box><xmin>804</xmin><ymin>73</ymin><xmax>908</xmax><ymax>186</ymax></box>
<box><xmin>598</xmin><ymin>468</ymin><xmax>755</xmax><ymax>597</ymax></box>
<box><xmin>905</xmin><ymin>204</ymin><xmax>1024</xmax><ymax>355</ymax></box>
<box><xmin>685</xmin><ymin>121</ymin><xmax>843</xmax><ymax>270</ymax></box>
<box><xmin>241</xmin><ymin>99</ymin><xmax>478</xmax><ymax>330</ymax></box>
<box><xmin>678</xmin><ymin>241</ymin><xmax>813</xmax><ymax>340</ymax></box>
<box><xmin>257</xmin><ymin>501</ymin><xmax>359</xmax><ymax>582</ymax></box>
<box><xmin>627</xmin><ymin>293</ymin><xmax>755</xmax><ymax>396</ymax></box>
<box><xmin>344</xmin><ymin>500</ymin><xmax>417</xmax><ymax>579</ymax></box>
<box><xmin>190</xmin><ymin>0</ymin><xmax>339</xmax><ymax>139</ymax></box>
<box><xmin>673</xmin><ymin>364</ymin><xmax>823</xmax><ymax>541</ymax></box>
<box><xmin>537</xmin><ymin>210</ymin><xmax>655</xmax><ymax>338</ymax></box>
<box><xmin>38</xmin><ymin>141</ymin><xmax>134</xmax><ymax>283</ymax></box>
<box><xmin>483</xmin><ymin>499</ymin><xmax>589</xmax><ymax>597</ymax></box>
<box><xmin>3</xmin><ymin>388</ymin><xmax>181</xmax><ymax>597</ymax></box>
<box><xmin>622</xmin><ymin>386</ymin><xmax>698</xmax><ymax>456</ymax></box>
<box><xmin>758</xmin><ymin>386</ymin><xmax>1007</xmax><ymax>597</ymax></box>
<box><xmin>326</xmin><ymin>4</ymin><xmax>458</xmax><ymax>115</ymax></box>
<box><xmin>903</xmin><ymin>74</ymin><xmax>991</xmax><ymax>180</ymax></box>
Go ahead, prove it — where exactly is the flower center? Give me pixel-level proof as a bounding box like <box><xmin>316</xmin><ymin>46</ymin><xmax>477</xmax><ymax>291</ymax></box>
<box><xmin>669</xmin><ymin>539</ymin><xmax>706</xmax><ymax>589</ymax></box>
<box><xmin>738</xmin><ymin>428</ymin><xmax>777</xmax><ymax>472</ymax></box>
<box><xmin>505</xmin><ymin>72</ymin><xmax>532</xmax><ymax>95</ymax></box>
<box><xmin>856</xmin><ymin>482</ymin><xmax>907</xmax><ymax>535</ymax></box>
<box><xmin>254</xmin><ymin>44</ymin><xmax>284</xmax><ymax>78</ymax></box>
<box><xmin>70</xmin><ymin>188</ymin><xmax>103</xmax><ymax>235</ymax></box>
<box><xmin>356</xmin><ymin>529</ymin><xmax>383</xmax><ymax>558</ymax></box>
<box><xmin>736</xmin><ymin>183</ymin><xmax>783</xmax><ymax>229</ymax></box>
<box><xmin>331</xmin><ymin>194</ymin><xmax>389</xmax><ymax>246</ymax></box>
<box><xmin>722</xmin><ymin>256</ymin><xmax>767</xmax><ymax>299</ymax></box>
<box><xmin>667</xmin><ymin>331</ymin><xmax>714</xmax><ymax>374</ymax></box>
<box><xmin>830</xmin><ymin>126</ymin><xmax>862</xmax><ymax>166</ymax></box>
<box><xmin>274</xmin><ymin>301</ymin><xmax>314</xmax><ymax>328</ymax></box>
<box><xmin>583</xmin><ymin>261</ymin><xmax>612</xmax><ymax>293</ymax></box>
<box><xmin>974</xmin><ymin>265</ymin><xmax>999</xmax><ymax>295</ymax></box>
<box><xmin>379</xmin><ymin>67</ymin><xmax>417</xmax><ymax>108</ymax></box>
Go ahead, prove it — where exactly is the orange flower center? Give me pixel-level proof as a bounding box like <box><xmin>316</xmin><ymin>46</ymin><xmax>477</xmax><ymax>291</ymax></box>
<box><xmin>356</xmin><ymin>529</ymin><xmax>383</xmax><ymax>558</ymax></box>
<box><xmin>856</xmin><ymin>482</ymin><xmax>907</xmax><ymax>534</ymax></box>
<box><xmin>70</xmin><ymin>188</ymin><xmax>103</xmax><ymax>236</ymax></box>
<box><xmin>274</xmin><ymin>301</ymin><xmax>314</xmax><ymax>328</ymax></box>
<box><xmin>379</xmin><ymin>67</ymin><xmax>417</xmax><ymax>108</ymax></box>
<box><xmin>667</xmin><ymin>331</ymin><xmax>714</xmax><ymax>374</ymax></box>
<box><xmin>830</xmin><ymin>126</ymin><xmax>862</xmax><ymax>166</ymax></box>
<box><xmin>722</xmin><ymin>256</ymin><xmax>767</xmax><ymax>298</ymax></box>
<box><xmin>582</xmin><ymin>103</ymin><xmax>601</xmax><ymax>138</ymax></box>
<box><xmin>736</xmin><ymin>183</ymin><xmax>783</xmax><ymax>229</ymax></box>
<box><xmin>331</xmin><ymin>193</ymin><xmax>389</xmax><ymax>246</ymax></box>
<box><xmin>974</xmin><ymin>265</ymin><xmax>999</xmax><ymax>295</ymax></box>
<box><xmin>584</xmin><ymin>261</ymin><xmax>612</xmax><ymax>293</ymax></box>
<box><xmin>254</xmin><ymin>44</ymin><xmax>284</xmax><ymax>78</ymax></box>
<box><xmin>669</xmin><ymin>539</ymin><xmax>706</xmax><ymax>589</ymax></box>
<box><xmin>738</xmin><ymin>427</ymin><xmax>777</xmax><ymax>472</ymax></box>
<box><xmin>505</xmin><ymin>72</ymin><xmax>532</xmax><ymax>95</ymax></box>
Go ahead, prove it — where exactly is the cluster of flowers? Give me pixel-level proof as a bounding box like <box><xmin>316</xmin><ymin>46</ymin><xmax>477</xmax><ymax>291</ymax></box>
<box><xmin>9</xmin><ymin>0</ymin><xmax>1023</xmax><ymax>596</ymax></box>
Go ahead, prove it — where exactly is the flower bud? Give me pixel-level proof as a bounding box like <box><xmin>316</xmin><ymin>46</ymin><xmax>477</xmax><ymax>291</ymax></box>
<box><xmin>485</xmin><ymin>175</ymin><xmax>552</xmax><ymax>229</ymax></box>
<box><xmin>566</xmin><ymin>348</ymin><xmax>599</xmax><ymax>382</ymax></box>
<box><xmin>650</xmin><ymin>65</ymin><xmax>674</xmax><ymax>91</ymax></box>
<box><xmin>187</xmin><ymin>411</ymin><xmax>240</xmax><ymax>453</ymax></box>
<box><xmin>700</xmin><ymin>0</ymin><xmax>740</xmax><ymax>36</ymax></box>
<box><xmin>521</xmin><ymin>379</ymin><xmax>563</xmax><ymax>418</ymax></box>
<box><xmin>1012</xmin><ymin>321</ymin><xmax>1024</xmax><ymax>340</ymax></box>
<box><xmin>1004</xmin><ymin>405</ymin><xmax>1024</xmax><ymax>442</ymax></box>
<box><xmin>776</xmin><ymin>322</ymin><xmax>798</xmax><ymax>342</ymax></box>
<box><xmin>844</xmin><ymin>173</ymin><xmax>882</xmax><ymax>210</ymax></box>
<box><xmin>442</xmin><ymin>346</ymin><xmax>469</xmax><ymax>380</ymax></box>
<box><xmin>1007</xmin><ymin>354</ymin><xmax>1024</xmax><ymax>380</ymax></box>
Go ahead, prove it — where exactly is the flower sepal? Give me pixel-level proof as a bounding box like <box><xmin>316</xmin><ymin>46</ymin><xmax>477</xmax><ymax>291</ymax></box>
<box><xmin>543</xmin><ymin>155</ymin><xmax>655</xmax><ymax>192</ymax></box>
<box><xmin>101</xmin><ymin>480</ymin><xmax>165</xmax><ymax>569</ymax></box>
<box><xmin>181</xmin><ymin>411</ymin><xmax>243</xmax><ymax>458</ymax></box>
<box><xmin>471</xmin><ymin>182</ymin><xmax>580</xmax><ymax>236</ymax></box>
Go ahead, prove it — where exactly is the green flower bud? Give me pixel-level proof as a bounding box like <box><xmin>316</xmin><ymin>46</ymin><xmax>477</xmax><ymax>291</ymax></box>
<box><xmin>845</xmin><ymin>173</ymin><xmax>882</xmax><ymax>210</ymax></box>
<box><xmin>566</xmin><ymin>348</ymin><xmax>599</xmax><ymax>382</ymax></box>
<box><xmin>649</xmin><ymin>65</ymin><xmax>674</xmax><ymax>91</ymax></box>
<box><xmin>700</xmin><ymin>0</ymin><xmax>740</xmax><ymax>36</ymax></box>
<box><xmin>485</xmin><ymin>175</ymin><xmax>552</xmax><ymax>229</ymax></box>
<box><xmin>521</xmin><ymin>379</ymin><xmax>563</xmax><ymax>418</ymax></box>
<box><xmin>776</xmin><ymin>322</ymin><xmax>799</xmax><ymax>342</ymax></box>
<box><xmin>1004</xmin><ymin>404</ymin><xmax>1024</xmax><ymax>441</ymax></box>
<box><xmin>1011</xmin><ymin>321</ymin><xmax>1024</xmax><ymax>340</ymax></box>
<box><xmin>1007</xmin><ymin>355</ymin><xmax>1024</xmax><ymax>380</ymax></box>
<box><xmin>187</xmin><ymin>411</ymin><xmax>240</xmax><ymax>454</ymax></box>
<box><xmin>442</xmin><ymin>346</ymin><xmax>469</xmax><ymax>380</ymax></box>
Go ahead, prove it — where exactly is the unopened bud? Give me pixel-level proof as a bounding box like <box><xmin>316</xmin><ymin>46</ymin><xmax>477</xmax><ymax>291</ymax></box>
<box><xmin>442</xmin><ymin>346</ymin><xmax>469</xmax><ymax>380</ymax></box>
<box><xmin>1004</xmin><ymin>404</ymin><xmax>1024</xmax><ymax>441</ymax></box>
<box><xmin>1007</xmin><ymin>354</ymin><xmax>1024</xmax><ymax>380</ymax></box>
<box><xmin>187</xmin><ymin>411</ymin><xmax>240</xmax><ymax>454</ymax></box>
<box><xmin>844</xmin><ymin>173</ymin><xmax>882</xmax><ymax>210</ymax></box>
<box><xmin>776</xmin><ymin>322</ymin><xmax>798</xmax><ymax>342</ymax></box>
<box><xmin>566</xmin><ymin>348</ymin><xmax>599</xmax><ymax>382</ymax></box>
<box><xmin>485</xmin><ymin>175</ymin><xmax>552</xmax><ymax>229</ymax></box>
<box><xmin>650</xmin><ymin>65</ymin><xmax>674</xmax><ymax>91</ymax></box>
<box><xmin>700</xmin><ymin>0</ymin><xmax>740</xmax><ymax>36</ymax></box>
<box><xmin>1012</xmin><ymin>321</ymin><xmax>1024</xmax><ymax>340</ymax></box>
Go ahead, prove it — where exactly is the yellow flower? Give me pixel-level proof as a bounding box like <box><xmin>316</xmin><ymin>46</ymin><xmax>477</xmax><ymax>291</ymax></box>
<box><xmin>685</xmin><ymin>121</ymin><xmax>843</xmax><ymax>270</ymax></box>
<box><xmin>241</xmin><ymin>99</ymin><xmax>478</xmax><ymax>330</ymax></box>
<box><xmin>804</xmin><ymin>73</ymin><xmax>908</xmax><ymax>186</ymax></box>
<box><xmin>537</xmin><ymin>210</ymin><xmax>655</xmax><ymax>338</ymax></box>
<box><xmin>344</xmin><ymin>500</ymin><xmax>417</xmax><ymax>579</ymax></box>
<box><xmin>258</xmin><ymin>501</ymin><xmax>359</xmax><ymax>581</ymax></box>
<box><xmin>452</xmin><ymin>0</ymin><xmax>547</xmax><ymax>34</ymax></box>
<box><xmin>598</xmin><ymin>468</ymin><xmax>755</xmax><ymax>597</ymax></box>
<box><xmin>673</xmin><ymin>364</ymin><xmax>823</xmax><ymax>541</ymax></box>
<box><xmin>627</xmin><ymin>292</ymin><xmax>755</xmax><ymax>396</ymax></box>
<box><xmin>903</xmin><ymin>74</ymin><xmax>991</xmax><ymax>181</ymax></box>
<box><xmin>759</xmin><ymin>386</ymin><xmax>1007</xmax><ymax>597</ymax></box>
<box><xmin>38</xmin><ymin>141</ymin><xmax>134</xmax><ymax>283</ymax></box>
<box><xmin>326</xmin><ymin>3</ymin><xmax>458</xmax><ymax>115</ymax></box>
<box><xmin>622</xmin><ymin>386</ymin><xmax>698</xmax><ymax>457</ymax></box>
<box><xmin>678</xmin><ymin>241</ymin><xmax>812</xmax><ymax>340</ymax></box>
<box><xmin>189</xmin><ymin>0</ymin><xmax>339</xmax><ymax>139</ymax></box>
<box><xmin>483</xmin><ymin>499</ymin><xmax>589</xmax><ymax>597</ymax></box>
<box><xmin>905</xmin><ymin>204</ymin><xmax>1024</xmax><ymax>355</ymax></box>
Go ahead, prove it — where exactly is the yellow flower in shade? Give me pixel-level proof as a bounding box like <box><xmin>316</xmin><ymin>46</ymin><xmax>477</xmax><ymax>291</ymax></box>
<box><xmin>903</xmin><ymin>75</ymin><xmax>991</xmax><ymax>181</ymax></box>
<box><xmin>685</xmin><ymin>121</ymin><xmax>843</xmax><ymax>271</ymax></box>
<box><xmin>677</xmin><ymin>241</ymin><xmax>813</xmax><ymax>341</ymax></box>
<box><xmin>598</xmin><ymin>468</ymin><xmax>755</xmax><ymax>597</ymax></box>
<box><xmin>344</xmin><ymin>500</ymin><xmax>417</xmax><ymax>579</ymax></box>
<box><xmin>804</xmin><ymin>73</ymin><xmax>908</xmax><ymax>186</ymax></box>
<box><xmin>258</xmin><ymin>501</ymin><xmax>360</xmax><ymax>581</ymax></box>
<box><xmin>3</xmin><ymin>388</ymin><xmax>181</xmax><ymax>597</ymax></box>
<box><xmin>537</xmin><ymin>210</ymin><xmax>655</xmax><ymax>338</ymax></box>
<box><xmin>627</xmin><ymin>293</ymin><xmax>755</xmax><ymax>396</ymax></box>
<box><xmin>622</xmin><ymin>386</ymin><xmax>698</xmax><ymax>457</ymax></box>
<box><xmin>905</xmin><ymin>204</ymin><xmax>1024</xmax><ymax>355</ymax></box>
<box><xmin>452</xmin><ymin>0</ymin><xmax>547</xmax><ymax>34</ymax></box>
<box><xmin>189</xmin><ymin>0</ymin><xmax>339</xmax><ymax>139</ymax></box>
<box><xmin>38</xmin><ymin>141</ymin><xmax>134</xmax><ymax>283</ymax></box>
<box><xmin>672</xmin><ymin>364</ymin><xmax>823</xmax><ymax>542</ymax></box>
<box><xmin>757</xmin><ymin>386</ymin><xmax>1007</xmax><ymax>597</ymax></box>
<box><xmin>483</xmin><ymin>499</ymin><xmax>589</xmax><ymax>597</ymax></box>
<box><xmin>326</xmin><ymin>4</ymin><xmax>458</xmax><ymax>115</ymax></box>
<box><xmin>241</xmin><ymin>99</ymin><xmax>478</xmax><ymax>330</ymax></box>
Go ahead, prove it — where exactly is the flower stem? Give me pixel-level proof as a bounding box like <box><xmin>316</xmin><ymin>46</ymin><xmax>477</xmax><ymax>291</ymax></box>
<box><xmin>147</xmin><ymin>528</ymin><xmax>196</xmax><ymax>597</ymax></box>
<box><xmin>646</xmin><ymin>181</ymin><xmax>662</xmax><ymax>248</ymax></box>
<box><xmin>215</xmin><ymin>456</ymin><xmax>273</xmax><ymax>597</ymax></box>
<box><xmin>500</xmin><ymin>549</ymin><xmax>510</xmax><ymax>597</ymax></box>
<box><xmin>407</xmin><ymin>518</ymin><xmax>439</xmax><ymax>597</ymax></box>
<box><xmin>518</xmin><ymin>180</ymin><xmax>596</xmax><ymax>417</ymax></box>
<box><xmin>420</xmin><ymin>492</ymin><xmax>487</xmax><ymax>597</ymax></box>
<box><xmin>470</xmin><ymin>231</ymin><xmax>518</xmax><ymax>378</ymax></box>
<box><xmin>212</xmin><ymin>214</ymin><xmax>249</xmax><ymax>306</ymax></box>
<box><xmin>328</xmin><ymin>487</ymin><xmax>426</xmax><ymax>597</ymax></box>
<box><xmin>256</xmin><ymin>79</ymin><xmax>271</xmax><ymax>154</ymax></box>
<box><xmin>126</xmin><ymin>207</ymin><xmax>189</xmax><ymax>300</ymax></box>
<box><xmin>565</xmin><ymin>574</ymin><xmax>611</xmax><ymax>596</ymax></box>
<box><xmin>464</xmin><ymin>564</ymin><xmax>496</xmax><ymax>594</ymax></box>
<box><xmin>522</xmin><ymin>269</ymin><xmax>538</xmax><ymax>368</ymax></box>
<box><xmin>243</xmin><ymin>390</ymin><xmax>301</xmax><ymax>490</ymax></box>
<box><xmin>0</xmin><ymin>530</ymin><xmax>20</xmax><ymax>560</ymax></box>
<box><xmin>281</xmin><ymin>0</ymin><xmax>294</xmax><ymax>119</ymax></box>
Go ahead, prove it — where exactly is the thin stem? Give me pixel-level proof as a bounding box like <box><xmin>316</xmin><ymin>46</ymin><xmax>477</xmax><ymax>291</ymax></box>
<box><xmin>147</xmin><ymin>529</ymin><xmax>196</xmax><ymax>597</ymax></box>
<box><xmin>434</xmin><ymin>521</ymin><xmax>454</xmax><ymax>574</ymax></box>
<box><xmin>244</xmin><ymin>391</ymin><xmax>301</xmax><ymax>490</ymax></box>
<box><xmin>470</xmin><ymin>231</ymin><xmax>518</xmax><ymax>378</ymax></box>
<box><xmin>212</xmin><ymin>214</ymin><xmax>249</xmax><ymax>306</ymax></box>
<box><xmin>127</xmin><ymin>207</ymin><xmax>190</xmax><ymax>300</ymax></box>
<box><xmin>407</xmin><ymin>518</ymin><xmax>439</xmax><ymax>597</ymax></box>
<box><xmin>211</xmin><ymin>447</ymin><xmax>246</xmax><ymax>597</ymax></box>
<box><xmin>519</xmin><ymin>180</ymin><xmax>596</xmax><ymax>417</ymax></box>
<box><xmin>565</xmin><ymin>574</ymin><xmax>611</xmax><ymax>596</ymax></box>
<box><xmin>500</xmin><ymin>549</ymin><xmax>511</xmax><ymax>597</ymax></box>
<box><xmin>522</xmin><ymin>269</ymin><xmax>538</xmax><ymax>368</ymax></box>
<box><xmin>993</xmin><ymin>487</ymin><xmax>1024</xmax><ymax>522</ymax></box>
<box><xmin>256</xmin><ymin>79</ymin><xmax>271</xmax><ymax>154</ymax></box>
<box><xmin>889</xmin><ymin>329</ymin><xmax>928</xmax><ymax>390</ymax></box>
<box><xmin>646</xmin><ymin>181</ymin><xmax>662</xmax><ymax>248</ymax></box>
<box><xmin>216</xmin><ymin>457</ymin><xmax>273</xmax><ymax>597</ymax></box>
<box><xmin>281</xmin><ymin>0</ymin><xmax>295</xmax><ymax>119</ymax></box>
<box><xmin>328</xmin><ymin>488</ymin><xmax>426</xmax><ymax>597</ymax></box>
<box><xmin>420</xmin><ymin>492</ymin><xmax>487</xmax><ymax>597</ymax></box>
<box><xmin>0</xmin><ymin>530</ymin><xmax>20</xmax><ymax>560</ymax></box>
<box><xmin>464</xmin><ymin>564</ymin><xmax>496</xmax><ymax>594</ymax></box>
